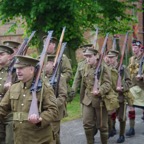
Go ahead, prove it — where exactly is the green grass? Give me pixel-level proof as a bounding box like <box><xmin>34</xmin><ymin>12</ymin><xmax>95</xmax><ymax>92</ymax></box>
<box><xmin>62</xmin><ymin>95</ymin><xmax>82</xmax><ymax>122</ymax></box>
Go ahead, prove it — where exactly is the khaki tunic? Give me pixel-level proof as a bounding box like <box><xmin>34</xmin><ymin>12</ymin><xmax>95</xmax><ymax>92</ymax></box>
<box><xmin>58</xmin><ymin>54</ymin><xmax>72</xmax><ymax>82</ymax></box>
<box><xmin>0</xmin><ymin>66</ymin><xmax>10</xmax><ymax>97</ymax></box>
<box><xmin>82</xmin><ymin>63</ymin><xmax>112</xmax><ymax>106</ymax></box>
<box><xmin>0</xmin><ymin>79</ymin><xmax>58</xmax><ymax>144</ymax></box>
<box><xmin>128</xmin><ymin>55</ymin><xmax>144</xmax><ymax>107</ymax></box>
<box><xmin>72</xmin><ymin>59</ymin><xmax>86</xmax><ymax>103</ymax></box>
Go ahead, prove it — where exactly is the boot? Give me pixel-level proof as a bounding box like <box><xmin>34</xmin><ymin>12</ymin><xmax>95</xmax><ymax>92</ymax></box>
<box><xmin>85</xmin><ymin>129</ymin><xmax>94</xmax><ymax>144</ymax></box>
<box><xmin>100</xmin><ymin>132</ymin><xmax>108</xmax><ymax>144</ymax></box>
<box><xmin>109</xmin><ymin>127</ymin><xmax>116</xmax><ymax>138</ymax></box>
<box><xmin>117</xmin><ymin>135</ymin><xmax>125</xmax><ymax>143</ymax></box>
<box><xmin>126</xmin><ymin>128</ymin><xmax>135</xmax><ymax>137</ymax></box>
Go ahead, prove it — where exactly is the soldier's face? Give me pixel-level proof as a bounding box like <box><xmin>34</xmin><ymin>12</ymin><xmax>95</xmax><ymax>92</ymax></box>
<box><xmin>132</xmin><ymin>45</ymin><xmax>141</xmax><ymax>56</ymax></box>
<box><xmin>47</xmin><ymin>42</ymin><xmax>56</xmax><ymax>54</ymax></box>
<box><xmin>108</xmin><ymin>56</ymin><xmax>117</xmax><ymax>65</ymax></box>
<box><xmin>0</xmin><ymin>52</ymin><xmax>11</xmax><ymax>65</ymax></box>
<box><xmin>16</xmin><ymin>66</ymin><xmax>35</xmax><ymax>82</ymax></box>
<box><xmin>86</xmin><ymin>54</ymin><xmax>97</xmax><ymax>65</ymax></box>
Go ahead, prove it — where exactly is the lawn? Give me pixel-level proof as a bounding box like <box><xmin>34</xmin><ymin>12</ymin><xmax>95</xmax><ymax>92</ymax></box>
<box><xmin>62</xmin><ymin>94</ymin><xmax>82</xmax><ymax>122</ymax></box>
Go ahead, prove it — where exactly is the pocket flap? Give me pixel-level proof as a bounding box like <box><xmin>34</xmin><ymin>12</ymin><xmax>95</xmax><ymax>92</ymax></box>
<box><xmin>10</xmin><ymin>93</ymin><xmax>20</xmax><ymax>100</ymax></box>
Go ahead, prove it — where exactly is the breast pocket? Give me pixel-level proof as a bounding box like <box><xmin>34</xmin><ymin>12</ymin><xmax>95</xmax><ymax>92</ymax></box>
<box><xmin>10</xmin><ymin>93</ymin><xmax>20</xmax><ymax>111</ymax></box>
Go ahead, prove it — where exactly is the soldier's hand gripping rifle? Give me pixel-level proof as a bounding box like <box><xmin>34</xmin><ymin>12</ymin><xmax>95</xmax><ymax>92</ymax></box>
<box><xmin>5</xmin><ymin>31</ymin><xmax>36</xmax><ymax>85</ymax></box>
<box><xmin>92</xmin><ymin>33</ymin><xmax>109</xmax><ymax>94</ymax></box>
<box><xmin>28</xmin><ymin>31</ymin><xmax>53</xmax><ymax>118</ymax></box>
<box><xmin>116</xmin><ymin>32</ymin><xmax>129</xmax><ymax>91</ymax></box>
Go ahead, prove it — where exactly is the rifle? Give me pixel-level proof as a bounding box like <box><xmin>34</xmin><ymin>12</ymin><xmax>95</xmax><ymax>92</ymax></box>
<box><xmin>28</xmin><ymin>31</ymin><xmax>53</xmax><ymax>118</ymax></box>
<box><xmin>53</xmin><ymin>27</ymin><xmax>66</xmax><ymax>67</ymax></box>
<box><xmin>116</xmin><ymin>32</ymin><xmax>129</xmax><ymax>90</ymax></box>
<box><xmin>50</xmin><ymin>42</ymin><xmax>67</xmax><ymax>97</ymax></box>
<box><xmin>92</xmin><ymin>33</ymin><xmax>109</xmax><ymax>93</ymax></box>
<box><xmin>5</xmin><ymin>31</ymin><xmax>36</xmax><ymax>84</ymax></box>
<box><xmin>93</xmin><ymin>28</ymin><xmax>99</xmax><ymax>49</ymax></box>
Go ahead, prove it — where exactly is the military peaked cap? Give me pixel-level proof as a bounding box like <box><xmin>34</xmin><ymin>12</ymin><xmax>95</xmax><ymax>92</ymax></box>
<box><xmin>0</xmin><ymin>45</ymin><xmax>14</xmax><ymax>54</ymax></box>
<box><xmin>83</xmin><ymin>48</ymin><xmax>98</xmax><ymax>56</ymax></box>
<box><xmin>107</xmin><ymin>50</ymin><xmax>119</xmax><ymax>57</ymax></box>
<box><xmin>3</xmin><ymin>41</ymin><xmax>21</xmax><ymax>49</ymax></box>
<box><xmin>14</xmin><ymin>55</ymin><xmax>39</xmax><ymax>68</ymax></box>
<box><xmin>43</xmin><ymin>36</ymin><xmax>58</xmax><ymax>44</ymax></box>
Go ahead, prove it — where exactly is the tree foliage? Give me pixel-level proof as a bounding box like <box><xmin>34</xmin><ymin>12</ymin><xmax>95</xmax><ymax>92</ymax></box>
<box><xmin>0</xmin><ymin>0</ymin><xmax>141</xmax><ymax>50</ymax></box>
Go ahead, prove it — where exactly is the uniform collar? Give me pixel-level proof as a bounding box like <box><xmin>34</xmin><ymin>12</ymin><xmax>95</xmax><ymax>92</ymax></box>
<box><xmin>20</xmin><ymin>78</ymin><xmax>34</xmax><ymax>89</ymax></box>
<box><xmin>0</xmin><ymin>65</ymin><xmax>9</xmax><ymax>71</ymax></box>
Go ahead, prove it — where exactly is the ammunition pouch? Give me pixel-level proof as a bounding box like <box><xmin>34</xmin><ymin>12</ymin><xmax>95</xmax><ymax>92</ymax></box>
<box><xmin>124</xmin><ymin>90</ymin><xmax>134</xmax><ymax>106</ymax></box>
<box><xmin>13</xmin><ymin>112</ymin><xmax>28</xmax><ymax>122</ymax></box>
<box><xmin>103</xmin><ymin>89</ymin><xmax>119</xmax><ymax>112</ymax></box>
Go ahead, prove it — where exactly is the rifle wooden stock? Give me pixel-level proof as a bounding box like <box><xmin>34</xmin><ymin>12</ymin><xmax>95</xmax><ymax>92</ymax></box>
<box><xmin>53</xmin><ymin>27</ymin><xmax>66</xmax><ymax>67</ymax></box>
<box><xmin>5</xmin><ymin>31</ymin><xmax>36</xmax><ymax>84</ymax></box>
<box><xmin>28</xmin><ymin>31</ymin><xmax>53</xmax><ymax>118</ymax></box>
<box><xmin>116</xmin><ymin>32</ymin><xmax>129</xmax><ymax>89</ymax></box>
<box><xmin>93</xmin><ymin>28</ymin><xmax>99</xmax><ymax>49</ymax></box>
<box><xmin>50</xmin><ymin>42</ymin><xmax>67</xmax><ymax>97</ymax></box>
<box><xmin>92</xmin><ymin>33</ymin><xmax>109</xmax><ymax>93</ymax></box>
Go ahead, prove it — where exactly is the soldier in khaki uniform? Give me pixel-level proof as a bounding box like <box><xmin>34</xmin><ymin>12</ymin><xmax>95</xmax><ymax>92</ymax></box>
<box><xmin>106</xmin><ymin>50</ymin><xmax>132</xmax><ymax>143</ymax></box>
<box><xmin>126</xmin><ymin>40</ymin><xmax>144</xmax><ymax>137</ymax></box>
<box><xmin>81</xmin><ymin>48</ymin><xmax>114</xmax><ymax>144</ymax></box>
<box><xmin>0</xmin><ymin>55</ymin><xmax>58</xmax><ymax>144</ymax></box>
<box><xmin>0</xmin><ymin>45</ymin><xmax>14</xmax><ymax>144</ymax></box>
<box><xmin>68</xmin><ymin>44</ymin><xmax>90</xmax><ymax>102</ymax></box>
<box><xmin>43</xmin><ymin>36</ymin><xmax>72</xmax><ymax>82</ymax></box>
<box><xmin>3</xmin><ymin>41</ymin><xmax>21</xmax><ymax>144</ymax></box>
<box><xmin>44</xmin><ymin>55</ymin><xmax>67</xmax><ymax>144</ymax></box>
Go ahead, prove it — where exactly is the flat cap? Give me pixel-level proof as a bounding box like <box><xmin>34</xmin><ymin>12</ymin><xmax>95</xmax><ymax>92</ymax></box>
<box><xmin>83</xmin><ymin>48</ymin><xmax>98</xmax><ymax>56</ymax></box>
<box><xmin>3</xmin><ymin>41</ymin><xmax>21</xmax><ymax>49</ymax></box>
<box><xmin>0</xmin><ymin>45</ymin><xmax>14</xmax><ymax>54</ymax></box>
<box><xmin>14</xmin><ymin>55</ymin><xmax>39</xmax><ymax>68</ymax></box>
<box><xmin>107</xmin><ymin>50</ymin><xmax>119</xmax><ymax>57</ymax></box>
